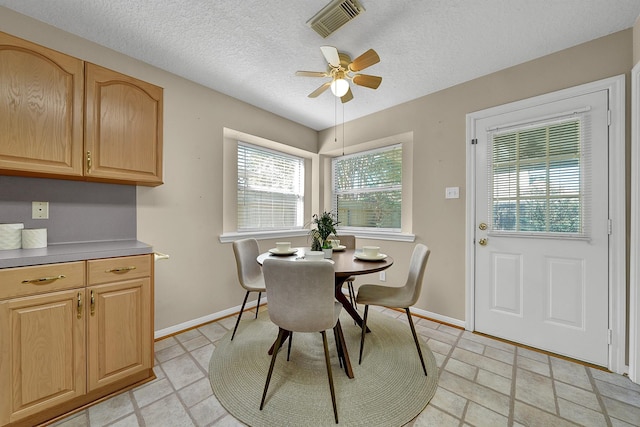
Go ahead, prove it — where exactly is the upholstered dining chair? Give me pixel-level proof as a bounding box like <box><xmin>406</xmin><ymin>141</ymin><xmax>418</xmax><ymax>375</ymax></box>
<box><xmin>260</xmin><ymin>258</ymin><xmax>347</xmax><ymax>424</ymax></box>
<box><xmin>356</xmin><ymin>243</ymin><xmax>431</xmax><ymax>376</ymax></box>
<box><xmin>231</xmin><ymin>238</ymin><xmax>266</xmax><ymax>340</ymax></box>
<box><xmin>337</xmin><ymin>234</ymin><xmax>358</xmax><ymax>309</ymax></box>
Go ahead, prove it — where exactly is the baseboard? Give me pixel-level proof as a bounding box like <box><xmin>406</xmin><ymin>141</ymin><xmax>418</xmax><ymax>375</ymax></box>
<box><xmin>154</xmin><ymin>296</ymin><xmax>264</xmax><ymax>340</ymax></box>
<box><xmin>154</xmin><ymin>295</ymin><xmax>466</xmax><ymax>340</ymax></box>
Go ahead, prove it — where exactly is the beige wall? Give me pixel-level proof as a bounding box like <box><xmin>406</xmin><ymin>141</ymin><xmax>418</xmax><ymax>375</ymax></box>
<box><xmin>0</xmin><ymin>7</ymin><xmax>636</xmax><ymax>332</ymax></box>
<box><xmin>319</xmin><ymin>29</ymin><xmax>633</xmax><ymax>322</ymax></box>
<box><xmin>634</xmin><ymin>16</ymin><xmax>640</xmax><ymax>66</ymax></box>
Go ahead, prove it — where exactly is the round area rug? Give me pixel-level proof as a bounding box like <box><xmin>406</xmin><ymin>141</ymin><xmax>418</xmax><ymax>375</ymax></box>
<box><xmin>209</xmin><ymin>309</ymin><xmax>438</xmax><ymax>426</ymax></box>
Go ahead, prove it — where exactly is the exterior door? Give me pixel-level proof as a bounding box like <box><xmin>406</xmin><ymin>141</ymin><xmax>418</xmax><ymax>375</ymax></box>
<box><xmin>474</xmin><ymin>90</ymin><xmax>609</xmax><ymax>366</ymax></box>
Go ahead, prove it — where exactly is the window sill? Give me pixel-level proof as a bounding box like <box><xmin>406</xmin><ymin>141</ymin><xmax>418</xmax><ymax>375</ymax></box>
<box><xmin>219</xmin><ymin>229</ymin><xmax>309</xmax><ymax>243</ymax></box>
<box><xmin>219</xmin><ymin>229</ymin><xmax>415</xmax><ymax>243</ymax></box>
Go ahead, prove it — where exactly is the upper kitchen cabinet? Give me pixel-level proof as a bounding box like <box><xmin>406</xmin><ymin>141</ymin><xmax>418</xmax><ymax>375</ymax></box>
<box><xmin>0</xmin><ymin>32</ymin><xmax>163</xmax><ymax>186</ymax></box>
<box><xmin>0</xmin><ymin>32</ymin><xmax>84</xmax><ymax>177</ymax></box>
<box><xmin>85</xmin><ymin>63</ymin><xmax>163</xmax><ymax>186</ymax></box>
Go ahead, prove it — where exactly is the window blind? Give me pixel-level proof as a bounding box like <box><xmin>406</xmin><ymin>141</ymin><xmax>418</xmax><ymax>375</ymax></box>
<box><xmin>489</xmin><ymin>116</ymin><xmax>589</xmax><ymax>237</ymax></box>
<box><xmin>237</xmin><ymin>142</ymin><xmax>304</xmax><ymax>230</ymax></box>
<box><xmin>332</xmin><ymin>144</ymin><xmax>402</xmax><ymax>230</ymax></box>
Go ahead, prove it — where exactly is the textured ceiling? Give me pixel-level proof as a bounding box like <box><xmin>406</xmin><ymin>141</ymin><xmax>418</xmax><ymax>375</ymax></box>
<box><xmin>1</xmin><ymin>1</ymin><xmax>639</xmax><ymax>131</ymax></box>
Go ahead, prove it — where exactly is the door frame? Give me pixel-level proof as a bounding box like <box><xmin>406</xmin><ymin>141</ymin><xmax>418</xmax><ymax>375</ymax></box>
<box><xmin>630</xmin><ymin>62</ymin><xmax>640</xmax><ymax>384</ymax></box>
<box><xmin>465</xmin><ymin>75</ymin><xmax>626</xmax><ymax>374</ymax></box>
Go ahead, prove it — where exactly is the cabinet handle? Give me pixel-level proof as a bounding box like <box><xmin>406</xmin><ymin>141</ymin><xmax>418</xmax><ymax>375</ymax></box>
<box><xmin>22</xmin><ymin>274</ymin><xmax>66</xmax><ymax>284</ymax></box>
<box><xmin>77</xmin><ymin>292</ymin><xmax>82</xmax><ymax>319</ymax></box>
<box><xmin>90</xmin><ymin>290</ymin><xmax>95</xmax><ymax>316</ymax></box>
<box><xmin>105</xmin><ymin>266</ymin><xmax>136</xmax><ymax>273</ymax></box>
<box><xmin>86</xmin><ymin>150</ymin><xmax>92</xmax><ymax>173</ymax></box>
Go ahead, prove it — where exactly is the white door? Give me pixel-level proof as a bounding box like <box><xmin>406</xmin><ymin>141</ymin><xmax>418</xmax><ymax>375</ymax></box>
<box><xmin>474</xmin><ymin>90</ymin><xmax>609</xmax><ymax>366</ymax></box>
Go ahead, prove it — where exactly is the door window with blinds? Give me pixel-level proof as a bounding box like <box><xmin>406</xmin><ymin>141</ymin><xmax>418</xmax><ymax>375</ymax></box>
<box><xmin>332</xmin><ymin>144</ymin><xmax>402</xmax><ymax>230</ymax></box>
<box><xmin>488</xmin><ymin>115</ymin><xmax>589</xmax><ymax>238</ymax></box>
<box><xmin>237</xmin><ymin>142</ymin><xmax>304</xmax><ymax>231</ymax></box>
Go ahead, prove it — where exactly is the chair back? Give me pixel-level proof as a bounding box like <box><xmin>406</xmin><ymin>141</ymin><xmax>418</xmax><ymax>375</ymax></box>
<box><xmin>337</xmin><ymin>234</ymin><xmax>355</xmax><ymax>249</ymax></box>
<box><xmin>232</xmin><ymin>238</ymin><xmax>263</xmax><ymax>290</ymax></box>
<box><xmin>262</xmin><ymin>259</ymin><xmax>338</xmax><ymax>333</ymax></box>
<box><xmin>403</xmin><ymin>244</ymin><xmax>431</xmax><ymax>306</ymax></box>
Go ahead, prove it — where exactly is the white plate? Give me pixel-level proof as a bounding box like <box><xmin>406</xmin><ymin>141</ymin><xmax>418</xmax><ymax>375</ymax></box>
<box><xmin>354</xmin><ymin>252</ymin><xmax>388</xmax><ymax>261</ymax></box>
<box><xmin>331</xmin><ymin>245</ymin><xmax>347</xmax><ymax>251</ymax></box>
<box><xmin>268</xmin><ymin>248</ymin><xmax>298</xmax><ymax>256</ymax></box>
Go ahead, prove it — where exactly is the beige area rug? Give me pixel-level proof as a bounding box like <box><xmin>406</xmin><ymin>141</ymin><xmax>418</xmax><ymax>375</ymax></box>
<box><xmin>209</xmin><ymin>309</ymin><xmax>438</xmax><ymax>426</ymax></box>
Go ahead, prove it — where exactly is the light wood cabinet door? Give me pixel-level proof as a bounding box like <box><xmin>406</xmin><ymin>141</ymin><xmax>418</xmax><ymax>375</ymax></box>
<box><xmin>85</xmin><ymin>63</ymin><xmax>163</xmax><ymax>186</ymax></box>
<box><xmin>0</xmin><ymin>31</ymin><xmax>84</xmax><ymax>177</ymax></box>
<box><xmin>87</xmin><ymin>278</ymin><xmax>152</xmax><ymax>392</ymax></box>
<box><xmin>0</xmin><ymin>289</ymin><xmax>86</xmax><ymax>425</ymax></box>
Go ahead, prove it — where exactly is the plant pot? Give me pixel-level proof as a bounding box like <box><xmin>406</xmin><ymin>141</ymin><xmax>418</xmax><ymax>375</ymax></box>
<box><xmin>323</xmin><ymin>248</ymin><xmax>333</xmax><ymax>258</ymax></box>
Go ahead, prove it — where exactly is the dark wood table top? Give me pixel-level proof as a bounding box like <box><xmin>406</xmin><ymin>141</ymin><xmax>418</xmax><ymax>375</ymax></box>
<box><xmin>257</xmin><ymin>247</ymin><xmax>394</xmax><ymax>279</ymax></box>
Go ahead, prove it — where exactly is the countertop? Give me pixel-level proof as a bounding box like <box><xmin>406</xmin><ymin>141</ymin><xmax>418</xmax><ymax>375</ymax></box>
<box><xmin>0</xmin><ymin>240</ymin><xmax>153</xmax><ymax>269</ymax></box>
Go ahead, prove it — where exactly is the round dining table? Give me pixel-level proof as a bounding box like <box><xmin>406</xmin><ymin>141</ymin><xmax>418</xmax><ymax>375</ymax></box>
<box><xmin>257</xmin><ymin>247</ymin><xmax>394</xmax><ymax>379</ymax></box>
<box><xmin>257</xmin><ymin>247</ymin><xmax>394</xmax><ymax>331</ymax></box>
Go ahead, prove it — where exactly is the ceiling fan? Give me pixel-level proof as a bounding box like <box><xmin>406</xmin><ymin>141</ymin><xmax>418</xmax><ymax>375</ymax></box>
<box><xmin>296</xmin><ymin>46</ymin><xmax>382</xmax><ymax>103</ymax></box>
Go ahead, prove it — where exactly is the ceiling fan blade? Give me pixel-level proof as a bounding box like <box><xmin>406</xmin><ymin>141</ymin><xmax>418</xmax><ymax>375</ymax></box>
<box><xmin>320</xmin><ymin>46</ymin><xmax>341</xmax><ymax>67</ymax></box>
<box><xmin>352</xmin><ymin>74</ymin><xmax>382</xmax><ymax>89</ymax></box>
<box><xmin>341</xmin><ymin>87</ymin><xmax>354</xmax><ymax>103</ymax></box>
<box><xmin>349</xmin><ymin>49</ymin><xmax>380</xmax><ymax>72</ymax></box>
<box><xmin>308</xmin><ymin>82</ymin><xmax>331</xmax><ymax>98</ymax></box>
<box><xmin>296</xmin><ymin>70</ymin><xmax>329</xmax><ymax>77</ymax></box>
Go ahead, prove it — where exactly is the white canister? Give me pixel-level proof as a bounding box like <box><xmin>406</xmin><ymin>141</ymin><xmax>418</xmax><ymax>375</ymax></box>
<box><xmin>0</xmin><ymin>223</ymin><xmax>24</xmax><ymax>250</ymax></box>
<box><xmin>22</xmin><ymin>228</ymin><xmax>47</xmax><ymax>249</ymax></box>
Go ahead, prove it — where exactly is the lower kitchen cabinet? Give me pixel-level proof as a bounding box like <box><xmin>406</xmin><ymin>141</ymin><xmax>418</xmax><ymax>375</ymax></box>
<box><xmin>0</xmin><ymin>254</ymin><xmax>154</xmax><ymax>427</ymax></box>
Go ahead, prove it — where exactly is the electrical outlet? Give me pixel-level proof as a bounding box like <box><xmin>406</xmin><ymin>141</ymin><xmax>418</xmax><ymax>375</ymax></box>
<box><xmin>32</xmin><ymin>201</ymin><xmax>49</xmax><ymax>219</ymax></box>
<box><xmin>379</xmin><ymin>271</ymin><xmax>386</xmax><ymax>281</ymax></box>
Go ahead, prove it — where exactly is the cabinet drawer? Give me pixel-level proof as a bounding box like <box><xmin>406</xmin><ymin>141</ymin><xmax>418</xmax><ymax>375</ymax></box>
<box><xmin>0</xmin><ymin>262</ymin><xmax>85</xmax><ymax>300</ymax></box>
<box><xmin>87</xmin><ymin>255</ymin><xmax>151</xmax><ymax>285</ymax></box>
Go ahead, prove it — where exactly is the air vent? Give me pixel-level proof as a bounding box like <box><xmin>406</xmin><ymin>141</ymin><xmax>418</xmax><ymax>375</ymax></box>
<box><xmin>307</xmin><ymin>0</ymin><xmax>365</xmax><ymax>38</ymax></box>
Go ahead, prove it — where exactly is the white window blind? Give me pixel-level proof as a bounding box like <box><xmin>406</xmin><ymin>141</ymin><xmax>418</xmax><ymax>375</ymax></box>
<box><xmin>332</xmin><ymin>144</ymin><xmax>402</xmax><ymax>230</ymax></box>
<box><xmin>237</xmin><ymin>142</ymin><xmax>304</xmax><ymax>231</ymax></box>
<box><xmin>489</xmin><ymin>116</ymin><xmax>589</xmax><ymax>237</ymax></box>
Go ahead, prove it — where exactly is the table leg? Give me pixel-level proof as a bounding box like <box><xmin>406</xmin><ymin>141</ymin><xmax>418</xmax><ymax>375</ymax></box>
<box><xmin>267</xmin><ymin>330</ymin><xmax>290</xmax><ymax>355</ymax></box>
<box><xmin>335</xmin><ymin>277</ymin><xmax>371</xmax><ymax>333</ymax></box>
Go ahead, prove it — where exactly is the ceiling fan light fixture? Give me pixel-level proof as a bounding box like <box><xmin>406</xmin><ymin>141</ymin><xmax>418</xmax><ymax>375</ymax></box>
<box><xmin>330</xmin><ymin>78</ymin><xmax>349</xmax><ymax>97</ymax></box>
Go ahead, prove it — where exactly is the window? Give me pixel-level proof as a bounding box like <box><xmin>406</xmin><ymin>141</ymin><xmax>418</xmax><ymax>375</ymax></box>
<box><xmin>332</xmin><ymin>144</ymin><xmax>402</xmax><ymax>230</ymax></box>
<box><xmin>237</xmin><ymin>142</ymin><xmax>304</xmax><ymax>231</ymax></box>
<box><xmin>489</xmin><ymin>118</ymin><xmax>587</xmax><ymax>236</ymax></box>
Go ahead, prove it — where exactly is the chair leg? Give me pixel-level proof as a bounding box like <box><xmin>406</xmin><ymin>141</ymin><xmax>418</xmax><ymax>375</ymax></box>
<box><xmin>359</xmin><ymin>305</ymin><xmax>369</xmax><ymax>364</ymax></box>
<box><xmin>231</xmin><ymin>291</ymin><xmax>250</xmax><ymax>340</ymax></box>
<box><xmin>260</xmin><ymin>328</ymin><xmax>286</xmax><ymax>410</ymax></box>
<box><xmin>255</xmin><ymin>292</ymin><xmax>261</xmax><ymax>318</ymax></box>
<box><xmin>348</xmin><ymin>282</ymin><xmax>357</xmax><ymax>310</ymax></box>
<box><xmin>321</xmin><ymin>331</ymin><xmax>339</xmax><ymax>424</ymax></box>
<box><xmin>332</xmin><ymin>325</ymin><xmax>343</xmax><ymax>368</ymax></box>
<box><xmin>405</xmin><ymin>308</ymin><xmax>427</xmax><ymax>376</ymax></box>
<box><xmin>287</xmin><ymin>332</ymin><xmax>293</xmax><ymax>361</ymax></box>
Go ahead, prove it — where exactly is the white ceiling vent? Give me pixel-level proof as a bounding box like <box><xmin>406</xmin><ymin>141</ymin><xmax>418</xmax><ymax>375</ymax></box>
<box><xmin>307</xmin><ymin>0</ymin><xmax>365</xmax><ymax>38</ymax></box>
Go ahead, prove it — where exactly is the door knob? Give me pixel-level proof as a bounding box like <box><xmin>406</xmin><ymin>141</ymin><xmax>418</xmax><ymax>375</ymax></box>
<box><xmin>479</xmin><ymin>238</ymin><xmax>488</xmax><ymax>246</ymax></box>
<box><xmin>479</xmin><ymin>223</ymin><xmax>487</xmax><ymax>230</ymax></box>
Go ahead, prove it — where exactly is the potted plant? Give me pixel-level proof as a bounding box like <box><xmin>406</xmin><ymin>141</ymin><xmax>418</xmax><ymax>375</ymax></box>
<box><xmin>308</xmin><ymin>211</ymin><xmax>339</xmax><ymax>256</ymax></box>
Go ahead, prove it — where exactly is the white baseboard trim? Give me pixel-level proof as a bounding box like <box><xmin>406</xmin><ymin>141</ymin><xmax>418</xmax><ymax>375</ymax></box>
<box><xmin>154</xmin><ymin>296</ymin><xmax>465</xmax><ymax>339</ymax></box>
<box><xmin>154</xmin><ymin>297</ymin><xmax>265</xmax><ymax>340</ymax></box>
<box><xmin>409</xmin><ymin>307</ymin><xmax>466</xmax><ymax>329</ymax></box>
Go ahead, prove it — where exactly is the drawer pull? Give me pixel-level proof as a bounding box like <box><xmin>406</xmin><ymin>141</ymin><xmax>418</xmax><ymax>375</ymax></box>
<box><xmin>22</xmin><ymin>274</ymin><xmax>66</xmax><ymax>284</ymax></box>
<box><xmin>90</xmin><ymin>290</ymin><xmax>95</xmax><ymax>316</ymax></box>
<box><xmin>105</xmin><ymin>266</ymin><xmax>137</xmax><ymax>273</ymax></box>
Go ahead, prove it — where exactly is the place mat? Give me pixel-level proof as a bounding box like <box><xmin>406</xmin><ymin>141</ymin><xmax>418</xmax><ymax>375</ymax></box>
<box><xmin>209</xmin><ymin>309</ymin><xmax>438</xmax><ymax>426</ymax></box>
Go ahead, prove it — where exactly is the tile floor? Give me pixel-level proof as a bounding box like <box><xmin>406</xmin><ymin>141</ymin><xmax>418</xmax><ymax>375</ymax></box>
<box><xmin>50</xmin><ymin>306</ymin><xmax>640</xmax><ymax>427</ymax></box>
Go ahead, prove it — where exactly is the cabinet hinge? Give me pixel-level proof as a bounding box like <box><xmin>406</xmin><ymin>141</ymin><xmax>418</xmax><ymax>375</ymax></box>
<box><xmin>608</xmin><ymin>219</ymin><xmax>613</xmax><ymax>235</ymax></box>
<box><xmin>608</xmin><ymin>329</ymin><xmax>613</xmax><ymax>345</ymax></box>
<box><xmin>471</xmin><ymin>138</ymin><xmax>478</xmax><ymax>145</ymax></box>
<box><xmin>607</xmin><ymin>110</ymin><xmax>611</xmax><ymax>126</ymax></box>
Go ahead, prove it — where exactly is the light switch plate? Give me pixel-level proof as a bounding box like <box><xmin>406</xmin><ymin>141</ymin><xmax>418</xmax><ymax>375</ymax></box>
<box><xmin>32</xmin><ymin>201</ymin><xmax>49</xmax><ymax>219</ymax></box>
<box><xmin>445</xmin><ymin>187</ymin><xmax>460</xmax><ymax>199</ymax></box>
